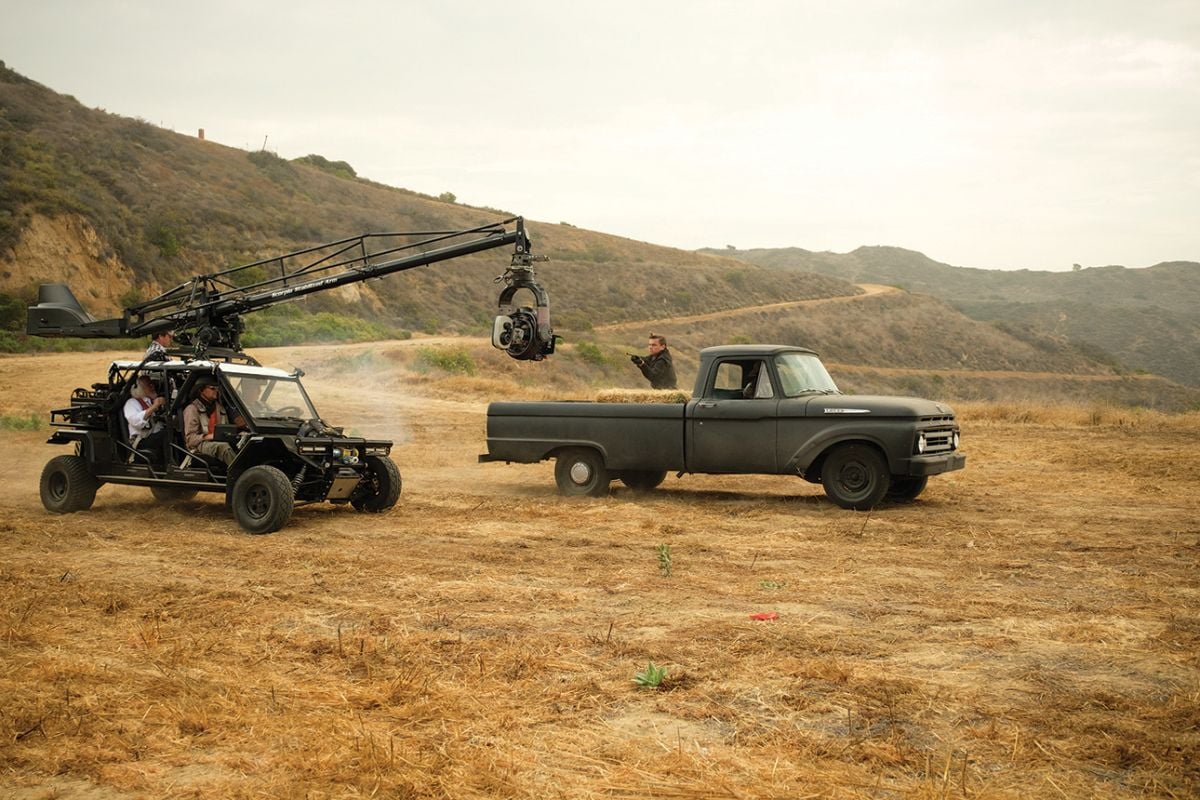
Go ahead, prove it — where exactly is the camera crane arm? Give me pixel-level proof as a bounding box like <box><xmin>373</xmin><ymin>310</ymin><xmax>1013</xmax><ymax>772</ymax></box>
<box><xmin>27</xmin><ymin>216</ymin><xmax>555</xmax><ymax>361</ymax></box>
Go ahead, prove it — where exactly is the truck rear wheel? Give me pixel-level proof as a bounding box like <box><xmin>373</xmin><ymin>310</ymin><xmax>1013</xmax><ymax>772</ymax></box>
<box><xmin>555</xmin><ymin>448</ymin><xmax>610</xmax><ymax>498</ymax></box>
<box><xmin>231</xmin><ymin>465</ymin><xmax>294</xmax><ymax>534</ymax></box>
<box><xmin>820</xmin><ymin>444</ymin><xmax>890</xmax><ymax>510</ymax></box>
<box><xmin>886</xmin><ymin>475</ymin><xmax>928</xmax><ymax>502</ymax></box>
<box><xmin>620</xmin><ymin>470</ymin><xmax>666</xmax><ymax>491</ymax></box>
<box><xmin>40</xmin><ymin>455</ymin><xmax>100</xmax><ymax>514</ymax></box>
<box><xmin>352</xmin><ymin>455</ymin><xmax>402</xmax><ymax>513</ymax></box>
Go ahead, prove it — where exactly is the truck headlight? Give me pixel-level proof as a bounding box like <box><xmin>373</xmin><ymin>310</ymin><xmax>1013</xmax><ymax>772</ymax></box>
<box><xmin>953</xmin><ymin>431</ymin><xmax>960</xmax><ymax>449</ymax></box>
<box><xmin>916</xmin><ymin>433</ymin><xmax>927</xmax><ymax>454</ymax></box>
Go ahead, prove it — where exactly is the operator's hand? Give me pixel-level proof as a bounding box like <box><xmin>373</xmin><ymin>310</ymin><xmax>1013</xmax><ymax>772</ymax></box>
<box><xmin>152</xmin><ymin>396</ymin><xmax>166</xmax><ymax>410</ymax></box>
<box><xmin>630</xmin><ymin>355</ymin><xmax>644</xmax><ymax>366</ymax></box>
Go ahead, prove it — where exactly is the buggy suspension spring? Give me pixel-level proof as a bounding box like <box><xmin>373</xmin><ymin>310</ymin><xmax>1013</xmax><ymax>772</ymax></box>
<box><xmin>291</xmin><ymin>466</ymin><xmax>306</xmax><ymax>490</ymax></box>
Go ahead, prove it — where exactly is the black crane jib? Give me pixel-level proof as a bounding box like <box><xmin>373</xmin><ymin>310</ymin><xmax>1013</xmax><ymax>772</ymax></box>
<box><xmin>26</xmin><ymin>216</ymin><xmax>557</xmax><ymax>361</ymax></box>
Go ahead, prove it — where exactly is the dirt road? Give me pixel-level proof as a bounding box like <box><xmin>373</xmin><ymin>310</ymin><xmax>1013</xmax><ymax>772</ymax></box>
<box><xmin>1</xmin><ymin>349</ymin><xmax>1197</xmax><ymax>798</ymax></box>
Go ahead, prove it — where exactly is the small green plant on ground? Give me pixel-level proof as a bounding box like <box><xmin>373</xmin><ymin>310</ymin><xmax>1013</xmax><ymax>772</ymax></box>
<box><xmin>0</xmin><ymin>413</ymin><xmax>42</xmax><ymax>431</ymax></box>
<box><xmin>634</xmin><ymin>661</ymin><xmax>668</xmax><ymax>689</ymax></box>
<box><xmin>759</xmin><ymin>580</ymin><xmax>786</xmax><ymax>590</ymax></box>
<box><xmin>657</xmin><ymin>544</ymin><xmax>672</xmax><ymax>577</ymax></box>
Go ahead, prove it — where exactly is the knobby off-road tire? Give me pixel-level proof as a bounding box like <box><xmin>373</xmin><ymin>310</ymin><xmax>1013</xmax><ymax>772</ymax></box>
<box><xmin>40</xmin><ymin>455</ymin><xmax>100</xmax><ymax>514</ymax></box>
<box><xmin>886</xmin><ymin>475</ymin><xmax>928</xmax><ymax>502</ymax></box>
<box><xmin>150</xmin><ymin>486</ymin><xmax>200</xmax><ymax>503</ymax></box>
<box><xmin>619</xmin><ymin>470</ymin><xmax>667</xmax><ymax>492</ymax></box>
<box><xmin>351</xmin><ymin>455</ymin><xmax>402</xmax><ymax>513</ymax></box>
<box><xmin>554</xmin><ymin>448</ymin><xmax>610</xmax><ymax>498</ymax></box>
<box><xmin>231</xmin><ymin>465</ymin><xmax>294</xmax><ymax>534</ymax></box>
<box><xmin>820</xmin><ymin>444</ymin><xmax>890</xmax><ymax>511</ymax></box>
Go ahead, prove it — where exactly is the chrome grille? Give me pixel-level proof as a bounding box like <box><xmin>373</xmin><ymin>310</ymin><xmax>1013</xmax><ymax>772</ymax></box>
<box><xmin>918</xmin><ymin>427</ymin><xmax>957</xmax><ymax>455</ymax></box>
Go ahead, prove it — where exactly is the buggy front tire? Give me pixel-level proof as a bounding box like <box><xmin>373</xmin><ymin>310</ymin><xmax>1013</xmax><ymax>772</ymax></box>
<box><xmin>351</xmin><ymin>455</ymin><xmax>402</xmax><ymax>513</ymax></box>
<box><xmin>40</xmin><ymin>455</ymin><xmax>100</xmax><ymax>514</ymax></box>
<box><xmin>231</xmin><ymin>465</ymin><xmax>294</xmax><ymax>534</ymax></box>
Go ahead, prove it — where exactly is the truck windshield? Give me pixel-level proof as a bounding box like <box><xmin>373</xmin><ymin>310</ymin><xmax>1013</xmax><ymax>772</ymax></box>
<box><xmin>773</xmin><ymin>353</ymin><xmax>840</xmax><ymax>397</ymax></box>
<box><xmin>232</xmin><ymin>376</ymin><xmax>317</xmax><ymax>420</ymax></box>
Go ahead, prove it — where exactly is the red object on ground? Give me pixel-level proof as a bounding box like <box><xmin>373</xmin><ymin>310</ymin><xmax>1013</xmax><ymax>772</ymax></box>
<box><xmin>749</xmin><ymin>612</ymin><xmax>779</xmax><ymax>621</ymax></box>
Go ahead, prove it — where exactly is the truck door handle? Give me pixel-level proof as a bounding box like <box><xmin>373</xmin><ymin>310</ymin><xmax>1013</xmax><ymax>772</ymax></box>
<box><xmin>697</xmin><ymin>402</ymin><xmax>717</xmax><ymax>409</ymax></box>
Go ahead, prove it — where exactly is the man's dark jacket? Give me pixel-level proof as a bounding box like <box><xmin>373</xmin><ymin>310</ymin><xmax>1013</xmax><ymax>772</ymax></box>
<box><xmin>638</xmin><ymin>349</ymin><xmax>677</xmax><ymax>390</ymax></box>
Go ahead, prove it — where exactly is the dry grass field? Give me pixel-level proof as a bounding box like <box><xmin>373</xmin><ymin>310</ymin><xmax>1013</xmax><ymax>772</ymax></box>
<box><xmin>1</xmin><ymin>344</ymin><xmax>1198</xmax><ymax>799</ymax></box>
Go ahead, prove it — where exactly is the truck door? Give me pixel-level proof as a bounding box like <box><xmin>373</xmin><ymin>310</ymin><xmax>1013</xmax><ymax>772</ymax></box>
<box><xmin>688</xmin><ymin>359</ymin><xmax>779</xmax><ymax>473</ymax></box>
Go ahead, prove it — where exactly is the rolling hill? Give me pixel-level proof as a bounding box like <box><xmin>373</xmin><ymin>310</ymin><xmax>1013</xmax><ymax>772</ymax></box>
<box><xmin>2</xmin><ymin>61</ymin><xmax>1197</xmax><ymax>410</ymax></box>
<box><xmin>702</xmin><ymin>245</ymin><xmax>1200</xmax><ymax>388</ymax></box>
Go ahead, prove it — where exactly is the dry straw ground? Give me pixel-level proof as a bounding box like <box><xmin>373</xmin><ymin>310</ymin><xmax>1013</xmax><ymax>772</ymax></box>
<box><xmin>1</xmin><ymin>344</ymin><xmax>1198</xmax><ymax>799</ymax></box>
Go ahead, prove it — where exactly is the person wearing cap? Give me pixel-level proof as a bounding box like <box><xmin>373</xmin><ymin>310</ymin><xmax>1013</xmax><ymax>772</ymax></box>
<box><xmin>630</xmin><ymin>333</ymin><xmax>678</xmax><ymax>390</ymax></box>
<box><xmin>145</xmin><ymin>329</ymin><xmax>175</xmax><ymax>362</ymax></box>
<box><xmin>182</xmin><ymin>376</ymin><xmax>236</xmax><ymax>466</ymax></box>
<box><xmin>123</xmin><ymin>374</ymin><xmax>169</xmax><ymax>457</ymax></box>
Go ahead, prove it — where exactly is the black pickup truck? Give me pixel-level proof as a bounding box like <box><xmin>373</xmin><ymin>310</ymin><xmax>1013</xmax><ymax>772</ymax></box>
<box><xmin>479</xmin><ymin>345</ymin><xmax>965</xmax><ymax>509</ymax></box>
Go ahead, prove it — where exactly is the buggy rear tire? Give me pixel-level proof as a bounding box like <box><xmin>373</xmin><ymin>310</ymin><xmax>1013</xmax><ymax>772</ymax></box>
<box><xmin>231</xmin><ymin>465</ymin><xmax>294</xmax><ymax>534</ymax></box>
<box><xmin>820</xmin><ymin>444</ymin><xmax>890</xmax><ymax>511</ymax></box>
<box><xmin>40</xmin><ymin>455</ymin><xmax>99</xmax><ymax>514</ymax></box>
<box><xmin>555</xmin><ymin>448</ymin><xmax>610</xmax><ymax>498</ymax></box>
<box><xmin>351</xmin><ymin>455</ymin><xmax>402</xmax><ymax>513</ymax></box>
<box><xmin>150</xmin><ymin>486</ymin><xmax>200</xmax><ymax>503</ymax></box>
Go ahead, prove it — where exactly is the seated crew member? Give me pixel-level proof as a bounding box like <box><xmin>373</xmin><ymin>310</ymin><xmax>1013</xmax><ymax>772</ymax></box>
<box><xmin>123</xmin><ymin>375</ymin><xmax>170</xmax><ymax>457</ymax></box>
<box><xmin>182</xmin><ymin>376</ymin><xmax>237</xmax><ymax>466</ymax></box>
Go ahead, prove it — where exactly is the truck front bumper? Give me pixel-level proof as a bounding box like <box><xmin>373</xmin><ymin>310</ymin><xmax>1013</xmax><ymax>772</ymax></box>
<box><xmin>903</xmin><ymin>452</ymin><xmax>967</xmax><ymax>476</ymax></box>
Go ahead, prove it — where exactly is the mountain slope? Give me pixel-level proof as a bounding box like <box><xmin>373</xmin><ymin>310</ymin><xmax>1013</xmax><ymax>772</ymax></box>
<box><xmin>2</xmin><ymin>63</ymin><xmax>1195</xmax><ymax>409</ymax></box>
<box><xmin>704</xmin><ymin>245</ymin><xmax>1200</xmax><ymax>387</ymax></box>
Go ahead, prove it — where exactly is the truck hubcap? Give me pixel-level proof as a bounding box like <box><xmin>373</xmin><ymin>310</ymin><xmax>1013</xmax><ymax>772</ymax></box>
<box><xmin>839</xmin><ymin>463</ymin><xmax>869</xmax><ymax>493</ymax></box>
<box><xmin>569</xmin><ymin>461</ymin><xmax>592</xmax><ymax>484</ymax></box>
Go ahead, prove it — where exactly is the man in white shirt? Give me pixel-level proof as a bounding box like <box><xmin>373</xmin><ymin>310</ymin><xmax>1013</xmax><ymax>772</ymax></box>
<box><xmin>123</xmin><ymin>375</ymin><xmax>169</xmax><ymax>458</ymax></box>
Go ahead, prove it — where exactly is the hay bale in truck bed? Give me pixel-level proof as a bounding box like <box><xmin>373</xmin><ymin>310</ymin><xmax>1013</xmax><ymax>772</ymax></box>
<box><xmin>595</xmin><ymin>388</ymin><xmax>690</xmax><ymax>404</ymax></box>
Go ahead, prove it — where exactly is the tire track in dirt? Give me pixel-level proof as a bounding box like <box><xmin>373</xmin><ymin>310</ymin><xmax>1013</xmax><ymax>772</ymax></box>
<box><xmin>594</xmin><ymin>283</ymin><xmax>898</xmax><ymax>332</ymax></box>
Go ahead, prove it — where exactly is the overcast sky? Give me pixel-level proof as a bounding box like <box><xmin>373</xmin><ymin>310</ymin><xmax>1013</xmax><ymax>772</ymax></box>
<box><xmin>2</xmin><ymin>1</ymin><xmax>1198</xmax><ymax>270</ymax></box>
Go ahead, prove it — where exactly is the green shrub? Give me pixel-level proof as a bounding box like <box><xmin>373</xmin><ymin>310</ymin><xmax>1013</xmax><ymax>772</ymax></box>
<box><xmin>414</xmin><ymin>347</ymin><xmax>476</xmax><ymax>375</ymax></box>
<box><xmin>292</xmin><ymin>154</ymin><xmax>357</xmax><ymax>179</ymax></box>
<box><xmin>574</xmin><ymin>340</ymin><xmax>608</xmax><ymax>367</ymax></box>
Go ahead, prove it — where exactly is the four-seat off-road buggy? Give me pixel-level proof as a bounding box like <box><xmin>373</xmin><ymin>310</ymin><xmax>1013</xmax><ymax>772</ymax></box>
<box><xmin>41</xmin><ymin>357</ymin><xmax>401</xmax><ymax>533</ymax></box>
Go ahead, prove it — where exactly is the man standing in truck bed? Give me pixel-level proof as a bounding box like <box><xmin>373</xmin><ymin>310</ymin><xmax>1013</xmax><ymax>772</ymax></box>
<box><xmin>630</xmin><ymin>333</ymin><xmax>677</xmax><ymax>389</ymax></box>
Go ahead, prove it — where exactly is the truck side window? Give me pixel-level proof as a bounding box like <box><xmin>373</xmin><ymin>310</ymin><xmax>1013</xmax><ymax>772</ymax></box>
<box><xmin>750</xmin><ymin>364</ymin><xmax>775</xmax><ymax>398</ymax></box>
<box><xmin>711</xmin><ymin>361</ymin><xmax>748</xmax><ymax>399</ymax></box>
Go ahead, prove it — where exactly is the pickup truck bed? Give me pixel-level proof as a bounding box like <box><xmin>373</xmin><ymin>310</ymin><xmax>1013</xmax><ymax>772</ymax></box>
<box><xmin>480</xmin><ymin>345</ymin><xmax>966</xmax><ymax>509</ymax></box>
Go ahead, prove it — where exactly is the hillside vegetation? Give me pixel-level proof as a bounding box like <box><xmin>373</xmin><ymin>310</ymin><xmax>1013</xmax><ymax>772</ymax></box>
<box><xmin>2</xmin><ymin>62</ymin><xmax>1197</xmax><ymax>409</ymax></box>
<box><xmin>704</xmin><ymin>245</ymin><xmax>1200</xmax><ymax>387</ymax></box>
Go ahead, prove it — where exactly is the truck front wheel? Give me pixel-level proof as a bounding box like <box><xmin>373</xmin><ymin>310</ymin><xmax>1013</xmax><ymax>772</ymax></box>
<box><xmin>231</xmin><ymin>465</ymin><xmax>294</xmax><ymax>534</ymax></box>
<box><xmin>352</xmin><ymin>455</ymin><xmax>402</xmax><ymax>513</ymax></box>
<box><xmin>620</xmin><ymin>470</ymin><xmax>667</xmax><ymax>491</ymax></box>
<box><xmin>40</xmin><ymin>455</ymin><xmax>100</xmax><ymax>514</ymax></box>
<box><xmin>886</xmin><ymin>475</ymin><xmax>928</xmax><ymax>502</ymax></box>
<box><xmin>820</xmin><ymin>444</ymin><xmax>890</xmax><ymax>510</ymax></box>
<box><xmin>555</xmin><ymin>448</ymin><xmax>610</xmax><ymax>498</ymax></box>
